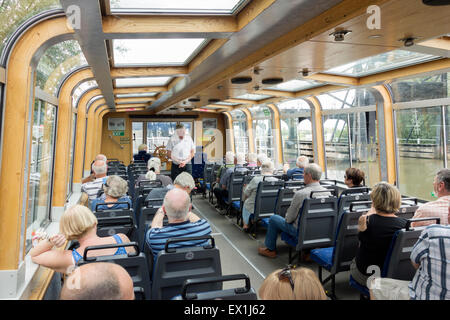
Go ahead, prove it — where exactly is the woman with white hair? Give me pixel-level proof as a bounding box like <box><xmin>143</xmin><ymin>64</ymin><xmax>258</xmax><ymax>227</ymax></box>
<box><xmin>135</xmin><ymin>157</ymin><xmax>172</xmax><ymax>187</ymax></box>
<box><xmin>91</xmin><ymin>175</ymin><xmax>132</xmax><ymax>211</ymax></box>
<box><xmin>241</xmin><ymin>160</ymin><xmax>278</xmax><ymax>231</ymax></box>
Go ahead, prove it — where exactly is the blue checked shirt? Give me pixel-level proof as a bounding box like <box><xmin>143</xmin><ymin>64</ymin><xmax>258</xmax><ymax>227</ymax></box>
<box><xmin>409</xmin><ymin>224</ymin><xmax>450</xmax><ymax>300</ymax></box>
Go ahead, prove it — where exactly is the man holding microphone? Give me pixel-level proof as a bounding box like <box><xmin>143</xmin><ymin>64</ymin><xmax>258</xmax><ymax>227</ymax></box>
<box><xmin>167</xmin><ymin>124</ymin><xmax>195</xmax><ymax>181</ymax></box>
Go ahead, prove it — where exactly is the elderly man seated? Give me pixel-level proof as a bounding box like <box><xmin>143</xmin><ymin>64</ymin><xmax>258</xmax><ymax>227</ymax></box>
<box><xmin>411</xmin><ymin>168</ymin><xmax>450</xmax><ymax>227</ymax></box>
<box><xmin>146</xmin><ymin>188</ymin><xmax>212</xmax><ymax>261</ymax></box>
<box><xmin>213</xmin><ymin>152</ymin><xmax>248</xmax><ymax>211</ymax></box>
<box><xmin>60</xmin><ymin>262</ymin><xmax>134</xmax><ymax>300</ymax></box>
<box><xmin>285</xmin><ymin>156</ymin><xmax>309</xmax><ymax>180</ymax></box>
<box><xmin>81</xmin><ymin>159</ymin><xmax>108</xmax><ymax>201</ymax></box>
<box><xmin>258</xmin><ymin>163</ymin><xmax>330</xmax><ymax>259</ymax></box>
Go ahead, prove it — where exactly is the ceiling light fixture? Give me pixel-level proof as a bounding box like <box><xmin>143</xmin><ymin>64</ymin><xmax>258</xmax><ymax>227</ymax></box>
<box><xmin>330</xmin><ymin>29</ymin><xmax>351</xmax><ymax>42</ymax></box>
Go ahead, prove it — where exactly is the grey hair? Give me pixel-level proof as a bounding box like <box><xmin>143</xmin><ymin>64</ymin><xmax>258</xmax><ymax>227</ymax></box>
<box><xmin>145</xmin><ymin>170</ymin><xmax>157</xmax><ymax>181</ymax></box>
<box><xmin>92</xmin><ymin>160</ymin><xmax>107</xmax><ymax>175</ymax></box>
<box><xmin>95</xmin><ymin>154</ymin><xmax>107</xmax><ymax>162</ymax></box>
<box><xmin>174</xmin><ymin>172</ymin><xmax>195</xmax><ymax>191</ymax></box>
<box><xmin>248</xmin><ymin>153</ymin><xmax>257</xmax><ymax>163</ymax></box>
<box><xmin>163</xmin><ymin>189</ymin><xmax>190</xmax><ymax>220</ymax></box>
<box><xmin>436</xmin><ymin>168</ymin><xmax>450</xmax><ymax>191</ymax></box>
<box><xmin>261</xmin><ymin>160</ymin><xmax>274</xmax><ymax>174</ymax></box>
<box><xmin>147</xmin><ymin>158</ymin><xmax>161</xmax><ymax>172</ymax></box>
<box><xmin>257</xmin><ymin>153</ymin><xmax>267</xmax><ymax>163</ymax></box>
<box><xmin>304</xmin><ymin>163</ymin><xmax>322</xmax><ymax>181</ymax></box>
<box><xmin>104</xmin><ymin>175</ymin><xmax>128</xmax><ymax>198</ymax></box>
<box><xmin>236</xmin><ymin>152</ymin><xmax>246</xmax><ymax>165</ymax></box>
<box><xmin>225</xmin><ymin>151</ymin><xmax>235</xmax><ymax>164</ymax></box>
<box><xmin>296</xmin><ymin>156</ymin><xmax>309</xmax><ymax>168</ymax></box>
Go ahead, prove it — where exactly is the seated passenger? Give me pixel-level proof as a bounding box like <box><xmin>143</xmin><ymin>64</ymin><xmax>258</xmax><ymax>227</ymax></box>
<box><xmin>82</xmin><ymin>154</ymin><xmax>107</xmax><ymax>184</ymax></box>
<box><xmin>258</xmin><ymin>163</ymin><xmax>330</xmax><ymax>259</ymax></box>
<box><xmin>411</xmin><ymin>168</ymin><xmax>449</xmax><ymax>227</ymax></box>
<box><xmin>349</xmin><ymin>182</ymin><xmax>408</xmax><ymax>287</ymax></box>
<box><xmin>133</xmin><ymin>144</ymin><xmax>152</xmax><ymax>164</ymax></box>
<box><xmin>191</xmin><ymin>145</ymin><xmax>207</xmax><ymax>179</ymax></box>
<box><xmin>60</xmin><ymin>262</ymin><xmax>134</xmax><ymax>300</ymax></box>
<box><xmin>29</xmin><ymin>205</ymin><xmax>135</xmax><ymax>274</ymax></box>
<box><xmin>81</xmin><ymin>159</ymin><xmax>108</xmax><ymax>200</ymax></box>
<box><xmin>286</xmin><ymin>156</ymin><xmax>309</xmax><ymax>180</ymax></box>
<box><xmin>344</xmin><ymin>167</ymin><xmax>366</xmax><ymax>188</ymax></box>
<box><xmin>145</xmin><ymin>171</ymin><xmax>196</xmax><ymax>204</ymax></box>
<box><xmin>257</xmin><ymin>153</ymin><xmax>268</xmax><ymax>167</ymax></box>
<box><xmin>146</xmin><ymin>188</ymin><xmax>212</xmax><ymax>261</ymax></box>
<box><xmin>77</xmin><ymin>192</ymin><xmax>89</xmax><ymax>208</ymax></box>
<box><xmin>242</xmin><ymin>160</ymin><xmax>278</xmax><ymax>231</ymax></box>
<box><xmin>213</xmin><ymin>151</ymin><xmax>236</xmax><ymax>210</ymax></box>
<box><xmin>135</xmin><ymin>157</ymin><xmax>172</xmax><ymax>188</ymax></box>
<box><xmin>369</xmin><ymin>224</ymin><xmax>450</xmax><ymax>300</ymax></box>
<box><xmin>259</xmin><ymin>266</ymin><xmax>327</xmax><ymax>300</ymax></box>
<box><xmin>91</xmin><ymin>175</ymin><xmax>132</xmax><ymax>211</ymax></box>
<box><xmin>247</xmin><ymin>152</ymin><xmax>258</xmax><ymax>168</ymax></box>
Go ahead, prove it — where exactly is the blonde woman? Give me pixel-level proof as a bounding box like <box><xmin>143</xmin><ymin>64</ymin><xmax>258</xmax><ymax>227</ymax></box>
<box><xmin>29</xmin><ymin>205</ymin><xmax>135</xmax><ymax>274</ymax></box>
<box><xmin>259</xmin><ymin>266</ymin><xmax>327</xmax><ymax>300</ymax></box>
<box><xmin>91</xmin><ymin>175</ymin><xmax>132</xmax><ymax>211</ymax></box>
<box><xmin>350</xmin><ymin>182</ymin><xmax>408</xmax><ymax>287</ymax></box>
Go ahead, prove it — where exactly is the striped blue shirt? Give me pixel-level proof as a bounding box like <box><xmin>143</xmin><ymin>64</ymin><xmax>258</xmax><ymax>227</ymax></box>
<box><xmin>409</xmin><ymin>225</ymin><xmax>450</xmax><ymax>300</ymax></box>
<box><xmin>146</xmin><ymin>219</ymin><xmax>212</xmax><ymax>261</ymax></box>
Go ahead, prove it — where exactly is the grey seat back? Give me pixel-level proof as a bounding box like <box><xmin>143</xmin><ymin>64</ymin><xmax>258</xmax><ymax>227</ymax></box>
<box><xmin>331</xmin><ymin>209</ymin><xmax>366</xmax><ymax>274</ymax></box>
<box><xmin>253</xmin><ymin>180</ymin><xmax>285</xmax><ymax>221</ymax></box>
<box><xmin>274</xmin><ymin>187</ymin><xmax>298</xmax><ymax>218</ymax></box>
<box><xmin>382</xmin><ymin>217</ymin><xmax>440</xmax><ymax>281</ymax></box>
<box><xmin>151</xmin><ymin>235</ymin><xmax>222</xmax><ymax>300</ymax></box>
<box><xmin>397</xmin><ymin>198</ymin><xmax>419</xmax><ymax>220</ymax></box>
<box><xmin>296</xmin><ymin>191</ymin><xmax>338</xmax><ymax>251</ymax></box>
<box><xmin>227</xmin><ymin>170</ymin><xmax>247</xmax><ymax>203</ymax></box>
<box><xmin>337</xmin><ymin>191</ymin><xmax>371</xmax><ymax>222</ymax></box>
<box><xmin>176</xmin><ymin>274</ymin><xmax>257</xmax><ymax>300</ymax></box>
<box><xmin>96</xmin><ymin>216</ymin><xmax>137</xmax><ymax>241</ymax></box>
<box><xmin>77</xmin><ymin>242</ymin><xmax>151</xmax><ymax>300</ymax></box>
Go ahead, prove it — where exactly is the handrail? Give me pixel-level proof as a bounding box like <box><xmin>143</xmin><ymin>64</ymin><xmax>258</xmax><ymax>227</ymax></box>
<box><xmin>108</xmin><ymin>134</ymin><xmax>124</xmax><ymax>149</ymax></box>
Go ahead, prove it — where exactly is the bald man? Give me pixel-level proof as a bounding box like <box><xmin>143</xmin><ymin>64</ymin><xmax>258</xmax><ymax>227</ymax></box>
<box><xmin>81</xmin><ymin>154</ymin><xmax>108</xmax><ymax>184</ymax></box>
<box><xmin>80</xmin><ymin>159</ymin><xmax>108</xmax><ymax>200</ymax></box>
<box><xmin>146</xmin><ymin>188</ymin><xmax>211</xmax><ymax>260</ymax></box>
<box><xmin>60</xmin><ymin>262</ymin><xmax>134</xmax><ymax>300</ymax></box>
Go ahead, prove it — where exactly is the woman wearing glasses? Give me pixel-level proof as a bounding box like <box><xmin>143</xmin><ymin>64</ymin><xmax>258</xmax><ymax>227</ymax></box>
<box><xmin>259</xmin><ymin>266</ymin><xmax>327</xmax><ymax>300</ymax></box>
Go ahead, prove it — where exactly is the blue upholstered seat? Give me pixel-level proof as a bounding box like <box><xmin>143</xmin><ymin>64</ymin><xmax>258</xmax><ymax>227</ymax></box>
<box><xmin>310</xmin><ymin>247</ymin><xmax>334</xmax><ymax>270</ymax></box>
<box><xmin>232</xmin><ymin>201</ymin><xmax>240</xmax><ymax>210</ymax></box>
<box><xmin>349</xmin><ymin>275</ymin><xmax>370</xmax><ymax>297</ymax></box>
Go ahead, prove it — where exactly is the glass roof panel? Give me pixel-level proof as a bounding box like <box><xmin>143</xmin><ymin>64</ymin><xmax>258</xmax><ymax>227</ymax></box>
<box><xmin>277</xmin><ymin>99</ymin><xmax>311</xmax><ymax>117</ymax></box>
<box><xmin>214</xmin><ymin>101</ymin><xmax>241</xmax><ymax>106</ymax></box>
<box><xmin>235</xmin><ymin>93</ymin><xmax>273</xmax><ymax>101</ymax></box>
<box><xmin>113</xmin><ymin>38</ymin><xmax>207</xmax><ymax>67</ymax></box>
<box><xmin>110</xmin><ymin>0</ymin><xmax>247</xmax><ymax>14</ymax></box>
<box><xmin>36</xmin><ymin>40</ymin><xmax>87</xmax><ymax>96</ymax></box>
<box><xmin>266</xmin><ymin>79</ymin><xmax>323</xmax><ymax>92</ymax></box>
<box><xmin>0</xmin><ymin>0</ymin><xmax>62</xmax><ymax>57</ymax></box>
<box><xmin>324</xmin><ymin>49</ymin><xmax>441</xmax><ymax>77</ymax></box>
<box><xmin>72</xmin><ymin>80</ymin><xmax>98</xmax><ymax>107</ymax></box>
<box><xmin>115</xmin><ymin>92</ymin><xmax>158</xmax><ymax>98</ymax></box>
<box><xmin>115</xmin><ymin>76</ymin><xmax>172</xmax><ymax>88</ymax></box>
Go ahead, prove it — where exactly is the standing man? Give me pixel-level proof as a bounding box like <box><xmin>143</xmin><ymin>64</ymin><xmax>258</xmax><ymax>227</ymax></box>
<box><xmin>167</xmin><ymin>124</ymin><xmax>195</xmax><ymax>181</ymax></box>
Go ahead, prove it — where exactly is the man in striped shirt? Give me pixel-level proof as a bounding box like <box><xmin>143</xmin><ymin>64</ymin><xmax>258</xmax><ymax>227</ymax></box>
<box><xmin>370</xmin><ymin>224</ymin><xmax>450</xmax><ymax>300</ymax></box>
<box><xmin>146</xmin><ymin>188</ymin><xmax>212</xmax><ymax>261</ymax></box>
<box><xmin>411</xmin><ymin>169</ymin><xmax>450</xmax><ymax>227</ymax></box>
<box><xmin>80</xmin><ymin>160</ymin><xmax>108</xmax><ymax>200</ymax></box>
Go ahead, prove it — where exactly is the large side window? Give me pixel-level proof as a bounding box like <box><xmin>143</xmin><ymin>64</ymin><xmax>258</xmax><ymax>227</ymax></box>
<box><xmin>26</xmin><ymin>99</ymin><xmax>57</xmax><ymax>252</ymax></box>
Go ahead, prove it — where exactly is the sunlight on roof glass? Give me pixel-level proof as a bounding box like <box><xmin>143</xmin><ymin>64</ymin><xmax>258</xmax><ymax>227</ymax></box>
<box><xmin>266</xmin><ymin>79</ymin><xmax>323</xmax><ymax>92</ymax></box>
<box><xmin>115</xmin><ymin>92</ymin><xmax>158</xmax><ymax>98</ymax></box>
<box><xmin>110</xmin><ymin>0</ymin><xmax>245</xmax><ymax>14</ymax></box>
<box><xmin>235</xmin><ymin>93</ymin><xmax>272</xmax><ymax>101</ymax></box>
<box><xmin>325</xmin><ymin>49</ymin><xmax>440</xmax><ymax>77</ymax></box>
<box><xmin>113</xmin><ymin>39</ymin><xmax>206</xmax><ymax>66</ymax></box>
<box><xmin>115</xmin><ymin>76</ymin><xmax>172</xmax><ymax>87</ymax></box>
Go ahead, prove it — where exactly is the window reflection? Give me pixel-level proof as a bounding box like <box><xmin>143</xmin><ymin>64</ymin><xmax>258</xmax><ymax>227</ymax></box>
<box><xmin>26</xmin><ymin>99</ymin><xmax>57</xmax><ymax>252</ymax></box>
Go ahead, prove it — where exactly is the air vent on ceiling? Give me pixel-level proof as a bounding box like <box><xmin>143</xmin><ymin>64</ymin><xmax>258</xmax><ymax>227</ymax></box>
<box><xmin>261</xmin><ymin>77</ymin><xmax>283</xmax><ymax>85</ymax></box>
<box><xmin>188</xmin><ymin>97</ymin><xmax>201</xmax><ymax>102</ymax></box>
<box><xmin>208</xmin><ymin>98</ymin><xmax>221</xmax><ymax>103</ymax></box>
<box><xmin>231</xmin><ymin>76</ymin><xmax>252</xmax><ymax>84</ymax></box>
<box><xmin>184</xmin><ymin>107</ymin><xmax>194</xmax><ymax>111</ymax></box>
<box><xmin>169</xmin><ymin>107</ymin><xmax>178</xmax><ymax>111</ymax></box>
